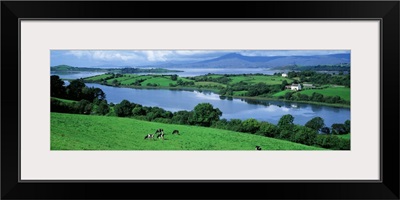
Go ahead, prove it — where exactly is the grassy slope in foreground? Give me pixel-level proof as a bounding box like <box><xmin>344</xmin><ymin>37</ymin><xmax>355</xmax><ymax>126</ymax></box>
<box><xmin>51</xmin><ymin>113</ymin><xmax>324</xmax><ymax>150</ymax></box>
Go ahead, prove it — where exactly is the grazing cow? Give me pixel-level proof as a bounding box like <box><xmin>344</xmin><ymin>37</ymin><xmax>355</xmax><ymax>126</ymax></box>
<box><xmin>144</xmin><ymin>134</ymin><xmax>155</xmax><ymax>139</ymax></box>
<box><xmin>155</xmin><ymin>128</ymin><xmax>164</xmax><ymax>134</ymax></box>
<box><xmin>157</xmin><ymin>132</ymin><xmax>165</xmax><ymax>139</ymax></box>
<box><xmin>255</xmin><ymin>146</ymin><xmax>262</xmax><ymax>150</ymax></box>
<box><xmin>172</xmin><ymin>130</ymin><xmax>180</xmax><ymax>135</ymax></box>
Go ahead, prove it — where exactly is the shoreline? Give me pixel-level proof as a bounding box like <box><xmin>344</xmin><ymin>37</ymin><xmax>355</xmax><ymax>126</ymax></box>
<box><xmin>85</xmin><ymin>81</ymin><xmax>350</xmax><ymax>109</ymax></box>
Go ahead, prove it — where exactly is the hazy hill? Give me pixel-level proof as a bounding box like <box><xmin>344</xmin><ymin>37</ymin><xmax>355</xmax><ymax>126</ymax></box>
<box><xmin>170</xmin><ymin>53</ymin><xmax>350</xmax><ymax>68</ymax></box>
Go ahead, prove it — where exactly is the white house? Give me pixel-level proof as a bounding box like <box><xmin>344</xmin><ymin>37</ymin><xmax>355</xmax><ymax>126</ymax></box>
<box><xmin>290</xmin><ymin>83</ymin><xmax>302</xmax><ymax>91</ymax></box>
<box><xmin>282</xmin><ymin>73</ymin><xmax>288</xmax><ymax>77</ymax></box>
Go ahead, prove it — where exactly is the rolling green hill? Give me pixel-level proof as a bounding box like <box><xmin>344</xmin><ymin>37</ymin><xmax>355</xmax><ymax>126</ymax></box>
<box><xmin>272</xmin><ymin>87</ymin><xmax>350</xmax><ymax>101</ymax></box>
<box><xmin>51</xmin><ymin>112</ymin><xmax>324</xmax><ymax>150</ymax></box>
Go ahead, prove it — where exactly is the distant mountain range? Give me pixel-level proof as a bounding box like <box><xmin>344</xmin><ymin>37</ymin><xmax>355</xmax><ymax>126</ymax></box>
<box><xmin>53</xmin><ymin>53</ymin><xmax>350</xmax><ymax>69</ymax></box>
<box><xmin>141</xmin><ymin>53</ymin><xmax>351</xmax><ymax>69</ymax></box>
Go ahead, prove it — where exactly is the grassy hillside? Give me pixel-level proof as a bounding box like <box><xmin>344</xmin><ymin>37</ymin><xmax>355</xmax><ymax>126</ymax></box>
<box><xmin>299</xmin><ymin>87</ymin><xmax>350</xmax><ymax>101</ymax></box>
<box><xmin>51</xmin><ymin>112</ymin><xmax>324</xmax><ymax>150</ymax></box>
<box><xmin>272</xmin><ymin>87</ymin><xmax>350</xmax><ymax>101</ymax></box>
<box><xmin>336</xmin><ymin>133</ymin><xmax>350</xmax><ymax>140</ymax></box>
<box><xmin>229</xmin><ymin>75</ymin><xmax>292</xmax><ymax>85</ymax></box>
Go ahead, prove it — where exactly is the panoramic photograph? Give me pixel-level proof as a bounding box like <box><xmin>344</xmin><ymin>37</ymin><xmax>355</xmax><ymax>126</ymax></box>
<box><xmin>50</xmin><ymin>50</ymin><xmax>351</xmax><ymax>150</ymax></box>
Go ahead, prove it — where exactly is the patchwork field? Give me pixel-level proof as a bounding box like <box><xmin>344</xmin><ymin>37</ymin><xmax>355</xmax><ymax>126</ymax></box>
<box><xmin>299</xmin><ymin>87</ymin><xmax>350</xmax><ymax>101</ymax></box>
<box><xmin>229</xmin><ymin>75</ymin><xmax>293</xmax><ymax>85</ymax></box>
<box><xmin>51</xmin><ymin>112</ymin><xmax>324</xmax><ymax>150</ymax></box>
<box><xmin>273</xmin><ymin>87</ymin><xmax>350</xmax><ymax>101</ymax></box>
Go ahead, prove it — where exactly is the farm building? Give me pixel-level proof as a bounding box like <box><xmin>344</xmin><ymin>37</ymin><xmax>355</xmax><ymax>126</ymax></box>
<box><xmin>284</xmin><ymin>83</ymin><xmax>302</xmax><ymax>91</ymax></box>
<box><xmin>290</xmin><ymin>83</ymin><xmax>302</xmax><ymax>91</ymax></box>
<box><xmin>282</xmin><ymin>73</ymin><xmax>288</xmax><ymax>77</ymax></box>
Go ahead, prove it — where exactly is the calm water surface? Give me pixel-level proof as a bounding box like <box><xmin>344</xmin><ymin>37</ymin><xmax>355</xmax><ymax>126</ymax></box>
<box><xmin>52</xmin><ymin>68</ymin><xmax>280</xmax><ymax>79</ymax></box>
<box><xmin>85</xmin><ymin>83</ymin><xmax>350</xmax><ymax>127</ymax></box>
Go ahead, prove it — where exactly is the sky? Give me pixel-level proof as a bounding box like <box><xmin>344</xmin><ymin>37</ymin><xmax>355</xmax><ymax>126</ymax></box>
<box><xmin>50</xmin><ymin>50</ymin><xmax>350</xmax><ymax>67</ymax></box>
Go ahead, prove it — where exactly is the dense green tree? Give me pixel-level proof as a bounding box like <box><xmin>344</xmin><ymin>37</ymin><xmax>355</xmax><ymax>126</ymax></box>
<box><xmin>75</xmin><ymin>99</ymin><xmax>92</xmax><ymax>114</ymax></box>
<box><xmin>344</xmin><ymin>120</ymin><xmax>351</xmax><ymax>133</ymax></box>
<box><xmin>279</xmin><ymin>129</ymin><xmax>292</xmax><ymax>139</ymax></box>
<box><xmin>132</xmin><ymin>105</ymin><xmax>147</xmax><ymax>116</ymax></box>
<box><xmin>96</xmin><ymin>100</ymin><xmax>110</xmax><ymax>115</ymax></box>
<box><xmin>114</xmin><ymin>99</ymin><xmax>133</xmax><ymax>117</ymax></box>
<box><xmin>189</xmin><ymin>103</ymin><xmax>222</xmax><ymax>127</ymax></box>
<box><xmin>51</xmin><ymin>75</ymin><xmax>66</xmax><ymax>98</ymax></box>
<box><xmin>292</xmin><ymin>126</ymin><xmax>317</xmax><ymax>146</ymax></box>
<box><xmin>82</xmin><ymin>87</ymin><xmax>106</xmax><ymax>102</ymax></box>
<box><xmin>171</xmin><ymin>110</ymin><xmax>192</xmax><ymax>125</ymax></box>
<box><xmin>305</xmin><ymin>117</ymin><xmax>325</xmax><ymax>131</ymax></box>
<box><xmin>171</xmin><ymin>74</ymin><xmax>178</xmax><ymax>81</ymax></box>
<box><xmin>281</xmin><ymin>80</ymin><xmax>288</xmax><ymax>90</ymax></box>
<box><xmin>227</xmin><ymin>119</ymin><xmax>243</xmax><ymax>132</ymax></box>
<box><xmin>278</xmin><ymin>114</ymin><xmax>295</xmax><ymax>127</ymax></box>
<box><xmin>241</xmin><ymin>118</ymin><xmax>261</xmax><ymax>133</ymax></box>
<box><xmin>320</xmin><ymin>127</ymin><xmax>331</xmax><ymax>134</ymax></box>
<box><xmin>311</xmin><ymin>92</ymin><xmax>324</xmax><ymax>102</ymax></box>
<box><xmin>258</xmin><ymin>122</ymin><xmax>277</xmax><ymax>137</ymax></box>
<box><xmin>331</xmin><ymin>123</ymin><xmax>347</xmax><ymax>135</ymax></box>
<box><xmin>66</xmin><ymin>79</ymin><xmax>86</xmax><ymax>101</ymax></box>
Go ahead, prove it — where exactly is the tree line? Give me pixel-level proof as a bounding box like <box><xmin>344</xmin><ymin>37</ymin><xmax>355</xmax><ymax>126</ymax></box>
<box><xmin>280</xmin><ymin>91</ymin><xmax>349</xmax><ymax>105</ymax></box>
<box><xmin>275</xmin><ymin>71</ymin><xmax>350</xmax><ymax>87</ymax></box>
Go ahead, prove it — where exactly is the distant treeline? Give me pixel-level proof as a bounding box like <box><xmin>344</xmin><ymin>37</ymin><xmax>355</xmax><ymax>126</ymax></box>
<box><xmin>51</xmin><ymin>75</ymin><xmax>350</xmax><ymax>150</ymax></box>
<box><xmin>274</xmin><ymin>71</ymin><xmax>350</xmax><ymax>87</ymax></box>
<box><xmin>275</xmin><ymin>64</ymin><xmax>350</xmax><ymax>71</ymax></box>
<box><xmin>51</xmin><ymin>65</ymin><xmax>182</xmax><ymax>74</ymax></box>
<box><xmin>279</xmin><ymin>91</ymin><xmax>349</xmax><ymax>105</ymax></box>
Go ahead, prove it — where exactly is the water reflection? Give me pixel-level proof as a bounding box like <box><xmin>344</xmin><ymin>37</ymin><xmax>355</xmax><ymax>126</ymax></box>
<box><xmin>83</xmin><ymin>83</ymin><xmax>350</xmax><ymax>127</ymax></box>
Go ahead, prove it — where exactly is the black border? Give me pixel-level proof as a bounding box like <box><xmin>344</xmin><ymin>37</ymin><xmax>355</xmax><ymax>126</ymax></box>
<box><xmin>2</xmin><ymin>1</ymin><xmax>399</xmax><ymax>199</ymax></box>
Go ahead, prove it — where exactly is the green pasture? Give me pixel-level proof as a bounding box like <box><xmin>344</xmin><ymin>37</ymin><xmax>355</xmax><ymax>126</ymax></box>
<box><xmin>51</xmin><ymin>112</ymin><xmax>324</xmax><ymax>150</ymax></box>
<box><xmin>299</xmin><ymin>87</ymin><xmax>350</xmax><ymax>101</ymax></box>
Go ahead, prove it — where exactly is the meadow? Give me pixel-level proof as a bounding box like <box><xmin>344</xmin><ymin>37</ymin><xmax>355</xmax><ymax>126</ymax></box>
<box><xmin>84</xmin><ymin>74</ymin><xmax>291</xmax><ymax>87</ymax></box>
<box><xmin>336</xmin><ymin>133</ymin><xmax>351</xmax><ymax>140</ymax></box>
<box><xmin>51</xmin><ymin>112</ymin><xmax>324</xmax><ymax>150</ymax></box>
<box><xmin>272</xmin><ymin>87</ymin><xmax>350</xmax><ymax>101</ymax></box>
<box><xmin>298</xmin><ymin>87</ymin><xmax>350</xmax><ymax>101</ymax></box>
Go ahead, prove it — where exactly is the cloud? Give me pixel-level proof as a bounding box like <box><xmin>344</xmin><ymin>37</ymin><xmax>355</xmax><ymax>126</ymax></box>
<box><xmin>142</xmin><ymin>51</ymin><xmax>173</xmax><ymax>62</ymax></box>
<box><xmin>66</xmin><ymin>50</ymin><xmax>92</xmax><ymax>58</ymax></box>
<box><xmin>240</xmin><ymin>50</ymin><xmax>350</xmax><ymax>57</ymax></box>
<box><xmin>66</xmin><ymin>50</ymin><xmax>142</xmax><ymax>61</ymax></box>
<box><xmin>59</xmin><ymin>50</ymin><xmax>350</xmax><ymax>67</ymax></box>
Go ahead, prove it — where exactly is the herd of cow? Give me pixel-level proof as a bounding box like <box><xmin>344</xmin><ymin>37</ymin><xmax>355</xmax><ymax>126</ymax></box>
<box><xmin>144</xmin><ymin>128</ymin><xmax>179</xmax><ymax>140</ymax></box>
<box><xmin>144</xmin><ymin>128</ymin><xmax>263</xmax><ymax>150</ymax></box>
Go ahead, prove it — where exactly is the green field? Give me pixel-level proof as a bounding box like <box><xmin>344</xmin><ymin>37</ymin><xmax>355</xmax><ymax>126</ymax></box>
<box><xmin>51</xmin><ymin>97</ymin><xmax>77</xmax><ymax>103</ymax></box>
<box><xmin>272</xmin><ymin>90</ymin><xmax>292</xmax><ymax>97</ymax></box>
<box><xmin>272</xmin><ymin>87</ymin><xmax>350</xmax><ymax>101</ymax></box>
<box><xmin>195</xmin><ymin>81</ymin><xmax>226</xmax><ymax>88</ymax></box>
<box><xmin>228</xmin><ymin>75</ymin><xmax>292</xmax><ymax>85</ymax></box>
<box><xmin>141</xmin><ymin>76</ymin><xmax>176</xmax><ymax>86</ymax></box>
<box><xmin>51</xmin><ymin>112</ymin><xmax>324</xmax><ymax>150</ymax></box>
<box><xmin>336</xmin><ymin>133</ymin><xmax>350</xmax><ymax>140</ymax></box>
<box><xmin>299</xmin><ymin>87</ymin><xmax>350</xmax><ymax>101</ymax></box>
<box><xmin>85</xmin><ymin>74</ymin><xmax>195</xmax><ymax>87</ymax></box>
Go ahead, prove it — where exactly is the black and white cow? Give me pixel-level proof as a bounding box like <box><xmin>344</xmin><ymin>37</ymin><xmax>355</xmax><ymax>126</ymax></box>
<box><xmin>172</xmin><ymin>130</ymin><xmax>180</xmax><ymax>135</ymax></box>
<box><xmin>255</xmin><ymin>146</ymin><xmax>262</xmax><ymax>150</ymax></box>
<box><xmin>144</xmin><ymin>134</ymin><xmax>155</xmax><ymax>139</ymax></box>
<box><xmin>157</xmin><ymin>132</ymin><xmax>165</xmax><ymax>139</ymax></box>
